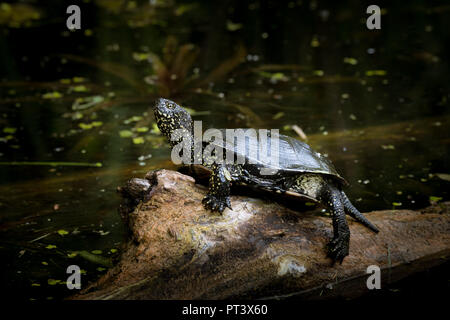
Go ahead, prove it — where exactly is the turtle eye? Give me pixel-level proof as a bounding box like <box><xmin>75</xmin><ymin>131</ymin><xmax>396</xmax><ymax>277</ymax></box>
<box><xmin>167</xmin><ymin>103</ymin><xmax>175</xmax><ymax>109</ymax></box>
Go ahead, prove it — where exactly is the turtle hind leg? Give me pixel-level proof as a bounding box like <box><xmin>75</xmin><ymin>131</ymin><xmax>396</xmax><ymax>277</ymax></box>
<box><xmin>341</xmin><ymin>191</ymin><xmax>379</xmax><ymax>233</ymax></box>
<box><xmin>320</xmin><ymin>184</ymin><xmax>351</xmax><ymax>264</ymax></box>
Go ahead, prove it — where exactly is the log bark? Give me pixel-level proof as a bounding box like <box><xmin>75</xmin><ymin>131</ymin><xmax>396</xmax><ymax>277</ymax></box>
<box><xmin>73</xmin><ymin>169</ymin><xmax>450</xmax><ymax>300</ymax></box>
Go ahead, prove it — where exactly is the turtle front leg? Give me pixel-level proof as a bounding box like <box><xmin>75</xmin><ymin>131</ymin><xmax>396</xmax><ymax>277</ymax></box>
<box><xmin>320</xmin><ymin>185</ymin><xmax>350</xmax><ymax>263</ymax></box>
<box><xmin>202</xmin><ymin>164</ymin><xmax>232</xmax><ymax>213</ymax></box>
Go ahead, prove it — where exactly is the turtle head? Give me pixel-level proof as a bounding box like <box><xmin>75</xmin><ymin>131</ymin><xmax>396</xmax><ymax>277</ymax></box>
<box><xmin>153</xmin><ymin>98</ymin><xmax>193</xmax><ymax>145</ymax></box>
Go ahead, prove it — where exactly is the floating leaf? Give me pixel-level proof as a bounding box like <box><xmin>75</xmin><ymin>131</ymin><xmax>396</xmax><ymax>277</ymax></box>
<box><xmin>71</xmin><ymin>85</ymin><xmax>89</xmax><ymax>92</ymax></box>
<box><xmin>132</xmin><ymin>52</ymin><xmax>151</xmax><ymax>62</ymax></box>
<box><xmin>226</xmin><ymin>20</ymin><xmax>243</xmax><ymax>31</ymax></box>
<box><xmin>42</xmin><ymin>92</ymin><xmax>62</xmax><ymax>99</ymax></box>
<box><xmin>72</xmin><ymin>77</ymin><xmax>86</xmax><ymax>83</ymax></box>
<box><xmin>124</xmin><ymin>116</ymin><xmax>143</xmax><ymax>124</ymax></box>
<box><xmin>429</xmin><ymin>196</ymin><xmax>442</xmax><ymax>203</ymax></box>
<box><xmin>133</xmin><ymin>137</ymin><xmax>145</xmax><ymax>144</ymax></box>
<box><xmin>47</xmin><ymin>279</ymin><xmax>61</xmax><ymax>285</ymax></box>
<box><xmin>3</xmin><ymin>127</ymin><xmax>16</xmax><ymax>134</ymax></box>
<box><xmin>365</xmin><ymin>70</ymin><xmax>387</xmax><ymax>76</ymax></box>
<box><xmin>313</xmin><ymin>70</ymin><xmax>324</xmax><ymax>76</ymax></box>
<box><xmin>119</xmin><ymin>130</ymin><xmax>133</xmax><ymax>138</ymax></box>
<box><xmin>136</xmin><ymin>127</ymin><xmax>149</xmax><ymax>133</ymax></box>
<box><xmin>343</xmin><ymin>57</ymin><xmax>358</xmax><ymax>65</ymax></box>
<box><xmin>57</xmin><ymin>229</ymin><xmax>69</xmax><ymax>236</ymax></box>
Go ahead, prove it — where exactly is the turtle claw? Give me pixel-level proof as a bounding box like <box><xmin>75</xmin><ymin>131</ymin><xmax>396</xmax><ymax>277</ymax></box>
<box><xmin>326</xmin><ymin>233</ymin><xmax>350</xmax><ymax>264</ymax></box>
<box><xmin>202</xmin><ymin>194</ymin><xmax>231</xmax><ymax>213</ymax></box>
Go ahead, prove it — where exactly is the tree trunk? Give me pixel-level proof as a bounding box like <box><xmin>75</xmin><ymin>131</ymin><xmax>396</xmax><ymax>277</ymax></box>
<box><xmin>72</xmin><ymin>169</ymin><xmax>450</xmax><ymax>300</ymax></box>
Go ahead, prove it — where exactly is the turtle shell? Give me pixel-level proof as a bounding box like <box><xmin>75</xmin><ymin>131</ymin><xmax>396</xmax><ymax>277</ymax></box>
<box><xmin>204</xmin><ymin>129</ymin><xmax>347</xmax><ymax>185</ymax></box>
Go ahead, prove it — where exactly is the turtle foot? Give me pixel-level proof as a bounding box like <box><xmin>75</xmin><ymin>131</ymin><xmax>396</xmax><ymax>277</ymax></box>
<box><xmin>202</xmin><ymin>194</ymin><xmax>232</xmax><ymax>213</ymax></box>
<box><xmin>326</xmin><ymin>232</ymin><xmax>350</xmax><ymax>264</ymax></box>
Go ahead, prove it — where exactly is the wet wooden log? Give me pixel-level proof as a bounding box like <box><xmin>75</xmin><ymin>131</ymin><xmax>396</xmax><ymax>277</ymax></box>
<box><xmin>73</xmin><ymin>169</ymin><xmax>450</xmax><ymax>300</ymax></box>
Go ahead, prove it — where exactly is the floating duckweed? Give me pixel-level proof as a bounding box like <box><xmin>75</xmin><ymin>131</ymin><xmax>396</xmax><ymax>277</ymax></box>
<box><xmin>91</xmin><ymin>250</ymin><xmax>102</xmax><ymax>255</ymax></box>
<box><xmin>110</xmin><ymin>249</ymin><xmax>117</xmax><ymax>253</ymax></box>
<box><xmin>392</xmin><ymin>202</ymin><xmax>402</xmax><ymax>207</ymax></box>
<box><xmin>365</xmin><ymin>70</ymin><xmax>387</xmax><ymax>76</ymax></box>
<box><xmin>96</xmin><ymin>267</ymin><xmax>106</xmax><ymax>272</ymax></box>
<box><xmin>305</xmin><ymin>202</ymin><xmax>315</xmax><ymax>206</ymax></box>
<box><xmin>71</xmin><ymin>85</ymin><xmax>89</xmax><ymax>92</ymax></box>
<box><xmin>226</xmin><ymin>20</ymin><xmax>243</xmax><ymax>31</ymax></box>
<box><xmin>47</xmin><ymin>279</ymin><xmax>61</xmax><ymax>286</ymax></box>
<box><xmin>31</xmin><ymin>283</ymin><xmax>40</xmax><ymax>287</ymax></box>
<box><xmin>45</xmin><ymin>245</ymin><xmax>56</xmax><ymax>249</ymax></box>
<box><xmin>151</xmin><ymin>123</ymin><xmax>160</xmax><ymax>134</ymax></box>
<box><xmin>343</xmin><ymin>57</ymin><xmax>358</xmax><ymax>65</ymax></box>
<box><xmin>3</xmin><ymin>127</ymin><xmax>16</xmax><ymax>134</ymax></box>
<box><xmin>133</xmin><ymin>137</ymin><xmax>145</xmax><ymax>144</ymax></box>
<box><xmin>132</xmin><ymin>52</ymin><xmax>151</xmax><ymax>61</ymax></box>
<box><xmin>57</xmin><ymin>229</ymin><xmax>69</xmax><ymax>236</ymax></box>
<box><xmin>119</xmin><ymin>130</ymin><xmax>133</xmax><ymax>138</ymax></box>
<box><xmin>381</xmin><ymin>145</ymin><xmax>395</xmax><ymax>150</ymax></box>
<box><xmin>136</xmin><ymin>127</ymin><xmax>149</xmax><ymax>133</ymax></box>
<box><xmin>41</xmin><ymin>261</ymin><xmax>48</xmax><ymax>265</ymax></box>
<box><xmin>313</xmin><ymin>70</ymin><xmax>324</xmax><ymax>76</ymax></box>
<box><xmin>42</xmin><ymin>92</ymin><xmax>62</xmax><ymax>99</ymax></box>
<box><xmin>310</xmin><ymin>36</ymin><xmax>320</xmax><ymax>47</ymax></box>
<box><xmin>67</xmin><ymin>252</ymin><xmax>77</xmax><ymax>258</ymax></box>
<box><xmin>72</xmin><ymin>77</ymin><xmax>86</xmax><ymax>83</ymax></box>
<box><xmin>429</xmin><ymin>196</ymin><xmax>442</xmax><ymax>203</ymax></box>
<box><xmin>124</xmin><ymin>116</ymin><xmax>143</xmax><ymax>124</ymax></box>
<box><xmin>78</xmin><ymin>121</ymin><xmax>103</xmax><ymax>130</ymax></box>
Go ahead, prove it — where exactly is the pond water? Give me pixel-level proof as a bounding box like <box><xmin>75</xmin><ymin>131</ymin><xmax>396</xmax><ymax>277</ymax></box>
<box><xmin>0</xmin><ymin>0</ymin><xmax>449</xmax><ymax>300</ymax></box>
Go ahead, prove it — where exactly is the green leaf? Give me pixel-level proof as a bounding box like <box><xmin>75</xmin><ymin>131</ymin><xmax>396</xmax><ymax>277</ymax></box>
<box><xmin>136</xmin><ymin>127</ymin><xmax>149</xmax><ymax>133</ymax></box>
<box><xmin>429</xmin><ymin>196</ymin><xmax>442</xmax><ymax>203</ymax></box>
<box><xmin>119</xmin><ymin>130</ymin><xmax>133</xmax><ymax>138</ymax></box>
<box><xmin>42</xmin><ymin>92</ymin><xmax>63</xmax><ymax>99</ymax></box>
<box><xmin>57</xmin><ymin>229</ymin><xmax>69</xmax><ymax>236</ymax></box>
<box><xmin>3</xmin><ymin>127</ymin><xmax>17</xmax><ymax>134</ymax></box>
<box><xmin>133</xmin><ymin>137</ymin><xmax>145</xmax><ymax>144</ymax></box>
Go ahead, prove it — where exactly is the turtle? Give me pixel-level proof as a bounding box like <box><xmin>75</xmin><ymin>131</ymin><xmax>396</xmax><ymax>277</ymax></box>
<box><xmin>153</xmin><ymin>98</ymin><xmax>379</xmax><ymax>263</ymax></box>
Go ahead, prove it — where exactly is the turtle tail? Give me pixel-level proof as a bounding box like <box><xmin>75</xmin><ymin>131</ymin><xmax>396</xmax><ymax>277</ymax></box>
<box><xmin>340</xmin><ymin>191</ymin><xmax>379</xmax><ymax>233</ymax></box>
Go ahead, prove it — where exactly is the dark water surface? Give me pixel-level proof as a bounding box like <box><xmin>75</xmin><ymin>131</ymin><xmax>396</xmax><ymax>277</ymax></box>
<box><xmin>0</xmin><ymin>0</ymin><xmax>449</xmax><ymax>300</ymax></box>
